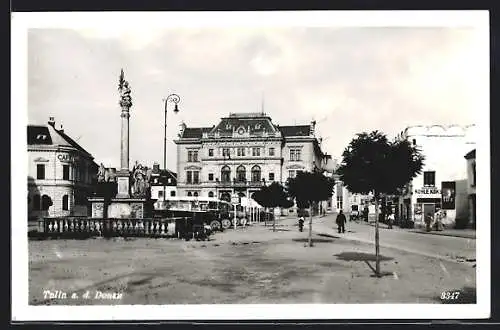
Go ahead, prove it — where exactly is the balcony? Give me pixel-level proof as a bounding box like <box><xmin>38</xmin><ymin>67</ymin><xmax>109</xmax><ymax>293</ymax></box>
<box><xmin>215</xmin><ymin>179</ymin><xmax>265</xmax><ymax>188</ymax></box>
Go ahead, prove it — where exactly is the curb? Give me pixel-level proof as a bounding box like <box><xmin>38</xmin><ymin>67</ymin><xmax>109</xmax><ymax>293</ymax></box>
<box><xmin>312</xmin><ymin>227</ymin><xmax>475</xmax><ymax>264</ymax></box>
<box><xmin>409</xmin><ymin>230</ymin><xmax>476</xmax><ymax>240</ymax></box>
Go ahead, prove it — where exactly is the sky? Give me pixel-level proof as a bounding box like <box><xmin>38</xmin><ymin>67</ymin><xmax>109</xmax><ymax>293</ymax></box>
<box><xmin>25</xmin><ymin>12</ymin><xmax>489</xmax><ymax>171</ymax></box>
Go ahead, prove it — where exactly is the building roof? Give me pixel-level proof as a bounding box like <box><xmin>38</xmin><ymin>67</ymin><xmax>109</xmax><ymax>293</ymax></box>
<box><xmin>180</xmin><ymin>127</ymin><xmax>212</xmax><ymax>139</ymax></box>
<box><xmin>178</xmin><ymin>113</ymin><xmax>314</xmax><ymax>139</ymax></box>
<box><xmin>278</xmin><ymin>125</ymin><xmax>311</xmax><ymax>137</ymax></box>
<box><xmin>150</xmin><ymin>169</ymin><xmax>177</xmax><ymax>186</ymax></box>
<box><xmin>464</xmin><ymin>149</ymin><xmax>476</xmax><ymax>160</ymax></box>
<box><xmin>27</xmin><ymin>121</ymin><xmax>93</xmax><ymax>158</ymax></box>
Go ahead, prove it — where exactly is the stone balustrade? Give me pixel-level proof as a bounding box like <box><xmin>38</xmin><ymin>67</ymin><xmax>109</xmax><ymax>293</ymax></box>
<box><xmin>38</xmin><ymin>216</ymin><xmax>188</xmax><ymax>238</ymax></box>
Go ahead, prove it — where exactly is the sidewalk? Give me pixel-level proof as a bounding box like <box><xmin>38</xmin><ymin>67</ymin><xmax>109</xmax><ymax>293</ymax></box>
<box><xmin>356</xmin><ymin>220</ymin><xmax>476</xmax><ymax>239</ymax></box>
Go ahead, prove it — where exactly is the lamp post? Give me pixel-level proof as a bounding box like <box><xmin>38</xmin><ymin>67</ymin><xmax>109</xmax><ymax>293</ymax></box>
<box><xmin>163</xmin><ymin>94</ymin><xmax>180</xmax><ymax>203</ymax></box>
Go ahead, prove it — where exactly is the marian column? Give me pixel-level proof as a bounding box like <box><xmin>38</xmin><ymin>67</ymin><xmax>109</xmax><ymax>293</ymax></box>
<box><xmin>116</xmin><ymin>69</ymin><xmax>133</xmax><ymax>198</ymax></box>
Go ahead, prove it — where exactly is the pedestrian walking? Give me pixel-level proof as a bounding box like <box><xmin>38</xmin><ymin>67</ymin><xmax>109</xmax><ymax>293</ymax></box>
<box><xmin>336</xmin><ymin>210</ymin><xmax>346</xmax><ymax>233</ymax></box>
<box><xmin>424</xmin><ymin>212</ymin><xmax>433</xmax><ymax>232</ymax></box>
<box><xmin>387</xmin><ymin>213</ymin><xmax>394</xmax><ymax>229</ymax></box>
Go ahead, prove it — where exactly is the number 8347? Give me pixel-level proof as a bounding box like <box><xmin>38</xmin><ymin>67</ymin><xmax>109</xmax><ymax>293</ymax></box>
<box><xmin>441</xmin><ymin>291</ymin><xmax>460</xmax><ymax>300</ymax></box>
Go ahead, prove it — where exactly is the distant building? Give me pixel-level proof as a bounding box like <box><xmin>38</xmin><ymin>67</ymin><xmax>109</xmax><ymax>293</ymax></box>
<box><xmin>394</xmin><ymin>124</ymin><xmax>475</xmax><ymax>228</ymax></box>
<box><xmin>28</xmin><ymin>117</ymin><xmax>98</xmax><ymax>219</ymax></box>
<box><xmin>465</xmin><ymin>149</ymin><xmax>476</xmax><ymax>228</ymax></box>
<box><xmin>149</xmin><ymin>162</ymin><xmax>177</xmax><ymax>201</ymax></box>
<box><xmin>174</xmin><ymin>112</ymin><xmax>327</xmax><ymax>212</ymax></box>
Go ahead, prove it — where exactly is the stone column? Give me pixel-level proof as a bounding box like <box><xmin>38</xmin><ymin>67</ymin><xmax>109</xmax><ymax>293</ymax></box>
<box><xmin>120</xmin><ymin>108</ymin><xmax>130</xmax><ymax>171</ymax></box>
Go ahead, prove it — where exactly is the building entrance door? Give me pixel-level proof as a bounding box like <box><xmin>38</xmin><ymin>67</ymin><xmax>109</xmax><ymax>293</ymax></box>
<box><xmin>423</xmin><ymin>203</ymin><xmax>436</xmax><ymax>218</ymax></box>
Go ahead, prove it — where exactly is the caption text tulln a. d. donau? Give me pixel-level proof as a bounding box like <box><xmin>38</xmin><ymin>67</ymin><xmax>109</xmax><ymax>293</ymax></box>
<box><xmin>43</xmin><ymin>289</ymin><xmax>123</xmax><ymax>300</ymax></box>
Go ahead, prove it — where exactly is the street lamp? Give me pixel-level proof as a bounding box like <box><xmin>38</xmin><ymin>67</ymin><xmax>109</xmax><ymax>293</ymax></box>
<box><xmin>163</xmin><ymin>94</ymin><xmax>181</xmax><ymax>202</ymax></box>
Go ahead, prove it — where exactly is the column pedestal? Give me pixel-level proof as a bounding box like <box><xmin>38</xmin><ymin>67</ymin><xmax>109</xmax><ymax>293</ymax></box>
<box><xmin>116</xmin><ymin>170</ymin><xmax>131</xmax><ymax>199</ymax></box>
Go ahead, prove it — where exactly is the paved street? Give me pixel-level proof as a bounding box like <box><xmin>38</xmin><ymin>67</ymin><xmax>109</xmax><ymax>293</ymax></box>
<box><xmin>279</xmin><ymin>214</ymin><xmax>476</xmax><ymax>262</ymax></box>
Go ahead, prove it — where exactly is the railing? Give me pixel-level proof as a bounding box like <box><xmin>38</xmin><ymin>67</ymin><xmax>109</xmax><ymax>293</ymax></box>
<box><xmin>216</xmin><ymin>179</ymin><xmax>264</xmax><ymax>188</ymax></box>
<box><xmin>36</xmin><ymin>217</ymin><xmax>189</xmax><ymax>239</ymax></box>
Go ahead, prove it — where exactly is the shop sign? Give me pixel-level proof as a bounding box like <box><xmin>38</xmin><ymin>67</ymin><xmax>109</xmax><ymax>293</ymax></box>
<box><xmin>414</xmin><ymin>187</ymin><xmax>440</xmax><ymax>195</ymax></box>
<box><xmin>57</xmin><ymin>154</ymin><xmax>78</xmax><ymax>163</ymax></box>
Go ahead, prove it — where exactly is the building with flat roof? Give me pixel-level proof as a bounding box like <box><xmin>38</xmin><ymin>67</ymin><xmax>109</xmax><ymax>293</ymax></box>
<box><xmin>394</xmin><ymin>124</ymin><xmax>475</xmax><ymax>228</ymax></box>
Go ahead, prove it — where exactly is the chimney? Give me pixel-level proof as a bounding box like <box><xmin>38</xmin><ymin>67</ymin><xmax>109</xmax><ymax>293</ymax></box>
<box><xmin>310</xmin><ymin>120</ymin><xmax>316</xmax><ymax>136</ymax></box>
<box><xmin>48</xmin><ymin>117</ymin><xmax>55</xmax><ymax>126</ymax></box>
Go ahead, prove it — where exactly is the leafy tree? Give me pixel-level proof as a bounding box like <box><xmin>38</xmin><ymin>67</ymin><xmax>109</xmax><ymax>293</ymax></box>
<box><xmin>251</xmin><ymin>182</ymin><xmax>293</xmax><ymax>231</ymax></box>
<box><xmin>286</xmin><ymin>171</ymin><xmax>335</xmax><ymax>247</ymax></box>
<box><xmin>337</xmin><ymin>131</ymin><xmax>424</xmax><ymax>276</ymax></box>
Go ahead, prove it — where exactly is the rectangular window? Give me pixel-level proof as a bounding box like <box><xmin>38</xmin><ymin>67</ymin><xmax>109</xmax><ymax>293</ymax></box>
<box><xmin>252</xmin><ymin>147</ymin><xmax>260</xmax><ymax>156</ymax></box>
<box><xmin>186</xmin><ymin>171</ymin><xmax>193</xmax><ymax>184</ymax></box>
<box><xmin>158</xmin><ymin>190</ymin><xmax>164</xmax><ymax>198</ymax></box>
<box><xmin>472</xmin><ymin>162</ymin><xmax>476</xmax><ymax>187</ymax></box>
<box><xmin>423</xmin><ymin>171</ymin><xmax>436</xmax><ymax>187</ymax></box>
<box><xmin>237</xmin><ymin>147</ymin><xmax>245</xmax><ymax>156</ymax></box>
<box><xmin>222</xmin><ymin>148</ymin><xmax>230</xmax><ymax>157</ymax></box>
<box><xmin>208</xmin><ymin>173</ymin><xmax>214</xmax><ymax>181</ymax></box>
<box><xmin>290</xmin><ymin>149</ymin><xmax>295</xmax><ymax>161</ymax></box>
<box><xmin>269</xmin><ymin>172</ymin><xmax>275</xmax><ymax>181</ymax></box>
<box><xmin>170</xmin><ymin>190</ymin><xmax>176</xmax><ymax>197</ymax></box>
<box><xmin>187</xmin><ymin>151</ymin><xmax>199</xmax><ymax>162</ymax></box>
<box><xmin>290</xmin><ymin>149</ymin><xmax>301</xmax><ymax>161</ymax></box>
<box><xmin>193</xmin><ymin>171</ymin><xmax>200</xmax><ymax>184</ymax></box>
<box><xmin>295</xmin><ymin>149</ymin><xmax>301</xmax><ymax>161</ymax></box>
<box><xmin>36</xmin><ymin>164</ymin><xmax>45</xmax><ymax>179</ymax></box>
<box><xmin>288</xmin><ymin>170</ymin><xmax>296</xmax><ymax>179</ymax></box>
<box><xmin>269</xmin><ymin>148</ymin><xmax>275</xmax><ymax>156</ymax></box>
<box><xmin>336</xmin><ymin>196</ymin><xmax>343</xmax><ymax>210</ymax></box>
<box><xmin>63</xmin><ymin>165</ymin><xmax>70</xmax><ymax>180</ymax></box>
<box><xmin>208</xmin><ymin>149</ymin><xmax>214</xmax><ymax>157</ymax></box>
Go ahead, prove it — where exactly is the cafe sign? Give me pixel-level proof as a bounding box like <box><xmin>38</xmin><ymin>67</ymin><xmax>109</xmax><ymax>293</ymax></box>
<box><xmin>57</xmin><ymin>154</ymin><xmax>79</xmax><ymax>163</ymax></box>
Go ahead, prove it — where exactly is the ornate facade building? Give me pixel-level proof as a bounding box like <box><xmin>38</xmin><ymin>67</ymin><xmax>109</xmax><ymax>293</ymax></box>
<box><xmin>27</xmin><ymin>117</ymin><xmax>98</xmax><ymax>219</ymax></box>
<box><xmin>174</xmin><ymin>112</ymin><xmax>327</xmax><ymax>202</ymax></box>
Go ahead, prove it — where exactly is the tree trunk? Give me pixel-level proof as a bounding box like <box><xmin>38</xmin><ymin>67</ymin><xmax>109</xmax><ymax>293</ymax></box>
<box><xmin>374</xmin><ymin>192</ymin><xmax>381</xmax><ymax>277</ymax></box>
<box><xmin>308</xmin><ymin>204</ymin><xmax>313</xmax><ymax>247</ymax></box>
<box><xmin>273</xmin><ymin>207</ymin><xmax>276</xmax><ymax>232</ymax></box>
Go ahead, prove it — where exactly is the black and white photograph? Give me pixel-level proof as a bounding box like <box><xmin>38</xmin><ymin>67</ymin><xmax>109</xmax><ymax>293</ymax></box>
<box><xmin>12</xmin><ymin>10</ymin><xmax>490</xmax><ymax>321</ymax></box>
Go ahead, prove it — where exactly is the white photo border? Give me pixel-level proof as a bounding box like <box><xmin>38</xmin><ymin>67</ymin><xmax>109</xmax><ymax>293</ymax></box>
<box><xmin>11</xmin><ymin>10</ymin><xmax>490</xmax><ymax>321</ymax></box>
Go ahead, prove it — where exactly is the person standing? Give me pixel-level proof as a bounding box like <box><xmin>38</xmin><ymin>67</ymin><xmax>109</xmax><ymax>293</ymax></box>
<box><xmin>387</xmin><ymin>212</ymin><xmax>394</xmax><ymax>229</ymax></box>
<box><xmin>336</xmin><ymin>210</ymin><xmax>346</xmax><ymax>233</ymax></box>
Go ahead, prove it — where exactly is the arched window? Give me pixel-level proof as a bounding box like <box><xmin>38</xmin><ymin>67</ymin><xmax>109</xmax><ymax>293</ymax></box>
<box><xmin>41</xmin><ymin>195</ymin><xmax>52</xmax><ymax>211</ymax></box>
<box><xmin>33</xmin><ymin>194</ymin><xmax>40</xmax><ymax>210</ymax></box>
<box><xmin>208</xmin><ymin>191</ymin><xmax>214</xmax><ymax>198</ymax></box>
<box><xmin>187</xmin><ymin>191</ymin><xmax>192</xmax><ymax>197</ymax></box>
<box><xmin>62</xmin><ymin>195</ymin><xmax>69</xmax><ymax>211</ymax></box>
<box><xmin>221</xmin><ymin>165</ymin><xmax>231</xmax><ymax>183</ymax></box>
<box><xmin>251</xmin><ymin>165</ymin><xmax>261</xmax><ymax>182</ymax></box>
<box><xmin>236</xmin><ymin>165</ymin><xmax>246</xmax><ymax>182</ymax></box>
<box><xmin>193</xmin><ymin>192</ymin><xmax>199</xmax><ymax>197</ymax></box>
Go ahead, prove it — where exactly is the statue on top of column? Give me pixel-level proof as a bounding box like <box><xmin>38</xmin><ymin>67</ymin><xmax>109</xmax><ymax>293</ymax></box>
<box><xmin>118</xmin><ymin>68</ymin><xmax>133</xmax><ymax>109</ymax></box>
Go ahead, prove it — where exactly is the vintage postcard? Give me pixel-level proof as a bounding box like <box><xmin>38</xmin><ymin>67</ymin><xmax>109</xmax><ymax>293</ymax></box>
<box><xmin>11</xmin><ymin>10</ymin><xmax>490</xmax><ymax>321</ymax></box>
